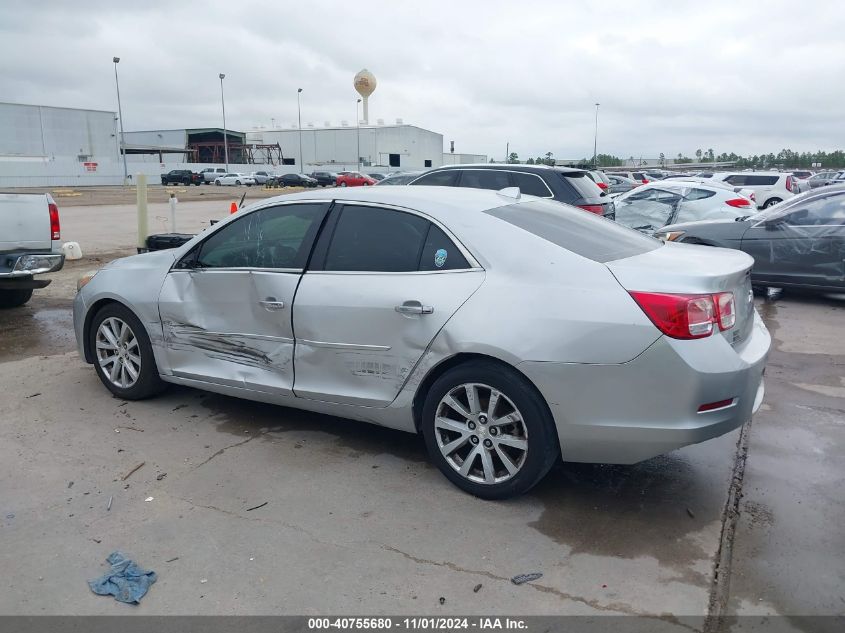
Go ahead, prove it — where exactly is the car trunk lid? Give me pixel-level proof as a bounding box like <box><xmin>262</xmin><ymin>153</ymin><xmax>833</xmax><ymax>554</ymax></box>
<box><xmin>605</xmin><ymin>242</ymin><xmax>755</xmax><ymax>346</ymax></box>
<box><xmin>0</xmin><ymin>193</ymin><xmax>52</xmax><ymax>252</ymax></box>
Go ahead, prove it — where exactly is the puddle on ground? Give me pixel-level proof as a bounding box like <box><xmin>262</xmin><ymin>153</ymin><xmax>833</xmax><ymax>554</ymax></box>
<box><xmin>198</xmin><ymin>391</ymin><xmax>429</xmax><ymax>464</ymax></box>
<box><xmin>526</xmin><ymin>450</ymin><xmax>729</xmax><ymax>581</ymax></box>
<box><xmin>0</xmin><ymin>298</ymin><xmax>75</xmax><ymax>361</ymax></box>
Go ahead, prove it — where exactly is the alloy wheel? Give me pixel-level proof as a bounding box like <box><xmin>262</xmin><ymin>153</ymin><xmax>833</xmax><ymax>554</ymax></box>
<box><xmin>95</xmin><ymin>317</ymin><xmax>141</xmax><ymax>389</ymax></box>
<box><xmin>434</xmin><ymin>383</ymin><xmax>529</xmax><ymax>484</ymax></box>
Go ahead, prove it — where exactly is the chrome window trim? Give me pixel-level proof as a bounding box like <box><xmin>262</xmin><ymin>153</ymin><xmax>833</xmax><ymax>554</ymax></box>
<box><xmin>409</xmin><ymin>168</ymin><xmax>554</xmax><ymax>199</ymax></box>
<box><xmin>306</xmin><ymin>268</ymin><xmax>484</xmax><ymax>276</ymax></box>
<box><xmin>170</xmin><ymin>267</ymin><xmax>303</xmax><ymax>274</ymax></box>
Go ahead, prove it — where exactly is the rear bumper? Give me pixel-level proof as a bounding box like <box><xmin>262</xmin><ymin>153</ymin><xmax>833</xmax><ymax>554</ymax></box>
<box><xmin>519</xmin><ymin>309</ymin><xmax>770</xmax><ymax>464</ymax></box>
<box><xmin>0</xmin><ymin>253</ymin><xmax>64</xmax><ymax>284</ymax></box>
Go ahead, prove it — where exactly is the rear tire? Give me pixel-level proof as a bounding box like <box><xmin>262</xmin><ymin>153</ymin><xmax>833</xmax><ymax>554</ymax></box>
<box><xmin>421</xmin><ymin>360</ymin><xmax>559</xmax><ymax>499</ymax></box>
<box><xmin>340</xmin><ymin>182</ymin><xmax>347</xmax><ymax>187</ymax></box>
<box><xmin>0</xmin><ymin>288</ymin><xmax>34</xmax><ymax>308</ymax></box>
<box><xmin>89</xmin><ymin>303</ymin><xmax>167</xmax><ymax>400</ymax></box>
<box><xmin>763</xmin><ymin>197</ymin><xmax>782</xmax><ymax>208</ymax></box>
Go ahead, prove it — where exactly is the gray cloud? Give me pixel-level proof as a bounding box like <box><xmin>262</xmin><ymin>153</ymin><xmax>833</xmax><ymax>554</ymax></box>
<box><xmin>2</xmin><ymin>0</ymin><xmax>843</xmax><ymax>160</ymax></box>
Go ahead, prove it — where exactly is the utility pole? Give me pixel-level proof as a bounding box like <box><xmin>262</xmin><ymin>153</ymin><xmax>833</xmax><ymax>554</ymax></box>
<box><xmin>593</xmin><ymin>103</ymin><xmax>600</xmax><ymax>169</ymax></box>
<box><xmin>113</xmin><ymin>57</ymin><xmax>128</xmax><ymax>185</ymax></box>
<box><xmin>297</xmin><ymin>88</ymin><xmax>304</xmax><ymax>171</ymax></box>
<box><xmin>219</xmin><ymin>73</ymin><xmax>229</xmax><ymax>171</ymax></box>
<box><xmin>356</xmin><ymin>98</ymin><xmax>362</xmax><ymax>172</ymax></box>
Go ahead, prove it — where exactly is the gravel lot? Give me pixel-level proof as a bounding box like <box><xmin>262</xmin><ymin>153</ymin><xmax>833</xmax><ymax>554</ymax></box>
<box><xmin>1</xmin><ymin>197</ymin><xmax>843</xmax><ymax>626</ymax></box>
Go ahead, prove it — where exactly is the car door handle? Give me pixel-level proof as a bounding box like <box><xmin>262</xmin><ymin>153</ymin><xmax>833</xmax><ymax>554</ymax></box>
<box><xmin>259</xmin><ymin>298</ymin><xmax>285</xmax><ymax>311</ymax></box>
<box><xmin>395</xmin><ymin>300</ymin><xmax>433</xmax><ymax>315</ymax></box>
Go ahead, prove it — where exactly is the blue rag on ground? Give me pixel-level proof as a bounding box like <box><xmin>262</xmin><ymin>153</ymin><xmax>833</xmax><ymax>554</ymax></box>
<box><xmin>88</xmin><ymin>551</ymin><xmax>157</xmax><ymax>604</ymax></box>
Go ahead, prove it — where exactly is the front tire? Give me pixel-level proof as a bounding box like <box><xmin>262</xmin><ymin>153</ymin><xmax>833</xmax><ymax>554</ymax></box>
<box><xmin>339</xmin><ymin>182</ymin><xmax>347</xmax><ymax>187</ymax></box>
<box><xmin>421</xmin><ymin>361</ymin><xmax>559</xmax><ymax>499</ymax></box>
<box><xmin>89</xmin><ymin>303</ymin><xmax>166</xmax><ymax>400</ymax></box>
<box><xmin>0</xmin><ymin>288</ymin><xmax>33</xmax><ymax>308</ymax></box>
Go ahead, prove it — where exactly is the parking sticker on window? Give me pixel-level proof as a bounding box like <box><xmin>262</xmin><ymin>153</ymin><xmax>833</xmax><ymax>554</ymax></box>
<box><xmin>434</xmin><ymin>248</ymin><xmax>447</xmax><ymax>268</ymax></box>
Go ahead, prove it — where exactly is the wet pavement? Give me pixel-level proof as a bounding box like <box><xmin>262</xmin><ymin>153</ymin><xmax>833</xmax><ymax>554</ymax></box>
<box><xmin>0</xmin><ymin>281</ymin><xmax>843</xmax><ymax>624</ymax></box>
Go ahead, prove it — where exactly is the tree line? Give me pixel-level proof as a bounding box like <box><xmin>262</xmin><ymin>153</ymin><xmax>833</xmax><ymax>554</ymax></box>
<box><xmin>503</xmin><ymin>149</ymin><xmax>845</xmax><ymax>169</ymax></box>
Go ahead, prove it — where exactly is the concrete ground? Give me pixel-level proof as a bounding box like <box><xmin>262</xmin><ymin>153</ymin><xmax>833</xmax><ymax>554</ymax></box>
<box><xmin>1</xmin><ymin>202</ymin><xmax>843</xmax><ymax>626</ymax></box>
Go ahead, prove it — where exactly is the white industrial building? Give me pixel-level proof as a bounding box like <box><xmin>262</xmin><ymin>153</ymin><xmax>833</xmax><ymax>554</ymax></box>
<box><xmin>0</xmin><ymin>100</ymin><xmax>486</xmax><ymax>186</ymax></box>
<box><xmin>247</xmin><ymin>122</ymin><xmax>444</xmax><ymax>170</ymax></box>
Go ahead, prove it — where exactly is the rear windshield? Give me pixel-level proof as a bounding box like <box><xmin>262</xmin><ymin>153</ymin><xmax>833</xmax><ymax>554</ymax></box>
<box><xmin>560</xmin><ymin>171</ymin><xmax>601</xmax><ymax>200</ymax></box>
<box><xmin>485</xmin><ymin>199</ymin><xmax>660</xmax><ymax>263</ymax></box>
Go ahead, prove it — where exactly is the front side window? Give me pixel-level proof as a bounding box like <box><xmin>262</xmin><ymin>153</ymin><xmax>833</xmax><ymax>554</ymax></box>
<box><xmin>410</xmin><ymin>170</ymin><xmax>460</xmax><ymax>186</ymax></box>
<box><xmin>784</xmin><ymin>194</ymin><xmax>845</xmax><ymax>226</ymax></box>
<box><xmin>195</xmin><ymin>204</ymin><xmax>326</xmax><ymax>270</ymax></box>
<box><xmin>324</xmin><ymin>206</ymin><xmax>429</xmax><ymax>272</ymax></box>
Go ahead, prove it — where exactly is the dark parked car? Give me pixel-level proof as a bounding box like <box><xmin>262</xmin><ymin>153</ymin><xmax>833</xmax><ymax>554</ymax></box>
<box><xmin>271</xmin><ymin>173</ymin><xmax>318</xmax><ymax>188</ymax></box>
<box><xmin>367</xmin><ymin>173</ymin><xmax>386</xmax><ymax>181</ymax></box>
<box><xmin>308</xmin><ymin>171</ymin><xmax>338</xmax><ymax>187</ymax></box>
<box><xmin>408</xmin><ymin>164</ymin><xmax>614</xmax><ymax>219</ymax></box>
<box><xmin>654</xmin><ymin>185</ymin><xmax>845</xmax><ymax>293</ymax></box>
<box><xmin>161</xmin><ymin>170</ymin><xmax>202</xmax><ymax>186</ymax></box>
<box><xmin>375</xmin><ymin>171</ymin><xmax>424</xmax><ymax>185</ymax></box>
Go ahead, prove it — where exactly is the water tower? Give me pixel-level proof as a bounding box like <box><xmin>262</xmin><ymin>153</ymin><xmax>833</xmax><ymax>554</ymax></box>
<box><xmin>354</xmin><ymin>69</ymin><xmax>377</xmax><ymax>124</ymax></box>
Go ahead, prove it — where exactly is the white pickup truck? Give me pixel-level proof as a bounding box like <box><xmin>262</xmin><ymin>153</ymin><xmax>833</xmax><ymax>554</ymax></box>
<box><xmin>0</xmin><ymin>193</ymin><xmax>65</xmax><ymax>308</ymax></box>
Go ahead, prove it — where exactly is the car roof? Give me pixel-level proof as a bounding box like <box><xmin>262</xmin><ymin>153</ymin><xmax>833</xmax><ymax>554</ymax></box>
<box><xmin>428</xmin><ymin>163</ymin><xmax>586</xmax><ymax>174</ymax></box>
<box><xmin>247</xmin><ymin>185</ymin><xmax>521</xmax><ymax>223</ymax></box>
<box><xmin>635</xmin><ymin>181</ymin><xmax>729</xmax><ymax>194</ymax></box>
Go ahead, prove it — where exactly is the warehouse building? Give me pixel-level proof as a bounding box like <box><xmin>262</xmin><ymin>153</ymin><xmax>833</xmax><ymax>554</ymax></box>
<box><xmin>247</xmin><ymin>122</ymin><xmax>444</xmax><ymax>169</ymax></box>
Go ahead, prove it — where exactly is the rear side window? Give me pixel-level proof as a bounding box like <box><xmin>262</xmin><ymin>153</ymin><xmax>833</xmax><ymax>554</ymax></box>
<box><xmin>685</xmin><ymin>188</ymin><xmax>716</xmax><ymax>201</ymax></box>
<box><xmin>418</xmin><ymin>225</ymin><xmax>471</xmax><ymax>271</ymax></box>
<box><xmin>410</xmin><ymin>170</ymin><xmax>459</xmax><ymax>186</ymax></box>
<box><xmin>459</xmin><ymin>170</ymin><xmax>512</xmax><ymax>190</ymax></box>
<box><xmin>559</xmin><ymin>171</ymin><xmax>599</xmax><ymax>201</ymax></box>
<box><xmin>324</xmin><ymin>205</ymin><xmax>429</xmax><ymax>272</ymax></box>
<box><xmin>745</xmin><ymin>175</ymin><xmax>779</xmax><ymax>186</ymax></box>
<box><xmin>485</xmin><ymin>199</ymin><xmax>659</xmax><ymax>263</ymax></box>
<box><xmin>724</xmin><ymin>175</ymin><xmax>747</xmax><ymax>185</ymax></box>
<box><xmin>512</xmin><ymin>172</ymin><xmax>552</xmax><ymax>197</ymax></box>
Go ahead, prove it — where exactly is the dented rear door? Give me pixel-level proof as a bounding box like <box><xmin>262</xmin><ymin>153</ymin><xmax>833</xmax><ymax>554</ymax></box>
<box><xmin>157</xmin><ymin>202</ymin><xmax>329</xmax><ymax>394</ymax></box>
<box><xmin>291</xmin><ymin>203</ymin><xmax>484</xmax><ymax>407</ymax></box>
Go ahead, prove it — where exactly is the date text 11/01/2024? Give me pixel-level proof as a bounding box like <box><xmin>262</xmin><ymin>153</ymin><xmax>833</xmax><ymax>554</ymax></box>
<box><xmin>307</xmin><ymin>617</ymin><xmax>528</xmax><ymax>630</ymax></box>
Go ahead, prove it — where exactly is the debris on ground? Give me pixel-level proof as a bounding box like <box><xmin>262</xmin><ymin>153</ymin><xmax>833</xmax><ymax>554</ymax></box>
<box><xmin>165</xmin><ymin>557</ymin><xmax>179</xmax><ymax>563</ymax></box>
<box><xmin>686</xmin><ymin>507</ymin><xmax>696</xmax><ymax>518</ymax></box>
<box><xmin>473</xmin><ymin>583</ymin><xmax>482</xmax><ymax>593</ymax></box>
<box><xmin>5</xmin><ymin>513</ymin><xmax>14</xmax><ymax>519</ymax></box>
<box><xmin>438</xmin><ymin>596</ymin><xmax>445</xmax><ymax>605</ymax></box>
<box><xmin>200</xmin><ymin>578</ymin><xmax>208</xmax><ymax>584</ymax></box>
<box><xmin>106</xmin><ymin>496</ymin><xmax>113</xmax><ymax>511</ymax></box>
<box><xmin>511</xmin><ymin>572</ymin><xmax>543</xmax><ymax>585</ymax></box>
<box><xmin>26</xmin><ymin>393</ymin><xmax>41</xmax><ymax>398</ymax></box>
<box><xmin>67</xmin><ymin>481</ymin><xmax>74</xmax><ymax>489</ymax></box>
<box><xmin>156</xmin><ymin>473</ymin><xmax>167</xmax><ymax>481</ymax></box>
<box><xmin>121</xmin><ymin>462</ymin><xmax>145</xmax><ymax>481</ymax></box>
<box><xmin>88</xmin><ymin>551</ymin><xmax>157</xmax><ymax>604</ymax></box>
<box><xmin>145</xmin><ymin>497</ymin><xmax>154</xmax><ymax>502</ymax></box>
<box><xmin>245</xmin><ymin>502</ymin><xmax>268</xmax><ymax>512</ymax></box>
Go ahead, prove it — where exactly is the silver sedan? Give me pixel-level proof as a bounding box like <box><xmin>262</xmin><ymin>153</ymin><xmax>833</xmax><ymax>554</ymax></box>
<box><xmin>73</xmin><ymin>187</ymin><xmax>770</xmax><ymax>498</ymax></box>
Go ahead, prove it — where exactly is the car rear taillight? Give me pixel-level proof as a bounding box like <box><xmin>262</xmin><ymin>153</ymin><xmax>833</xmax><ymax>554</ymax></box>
<box><xmin>48</xmin><ymin>202</ymin><xmax>61</xmax><ymax>241</ymax></box>
<box><xmin>577</xmin><ymin>204</ymin><xmax>605</xmax><ymax>215</ymax></box>
<box><xmin>641</xmin><ymin>179</ymin><xmax>650</xmax><ymax>184</ymax></box>
<box><xmin>786</xmin><ymin>175</ymin><xmax>794</xmax><ymax>192</ymax></box>
<box><xmin>725</xmin><ymin>198</ymin><xmax>751</xmax><ymax>208</ymax></box>
<box><xmin>629</xmin><ymin>291</ymin><xmax>735</xmax><ymax>339</ymax></box>
<box><xmin>596</xmin><ymin>182</ymin><xmax>608</xmax><ymax>190</ymax></box>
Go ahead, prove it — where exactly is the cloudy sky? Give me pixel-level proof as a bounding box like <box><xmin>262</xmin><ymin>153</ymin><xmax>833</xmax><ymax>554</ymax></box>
<box><xmin>2</xmin><ymin>0</ymin><xmax>844</xmax><ymax>160</ymax></box>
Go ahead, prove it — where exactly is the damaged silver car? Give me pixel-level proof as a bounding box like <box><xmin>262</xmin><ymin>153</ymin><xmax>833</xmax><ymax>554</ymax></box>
<box><xmin>74</xmin><ymin>187</ymin><xmax>770</xmax><ymax>498</ymax></box>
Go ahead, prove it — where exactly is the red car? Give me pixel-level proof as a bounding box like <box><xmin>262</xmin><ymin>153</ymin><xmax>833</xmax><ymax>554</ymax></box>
<box><xmin>336</xmin><ymin>172</ymin><xmax>377</xmax><ymax>187</ymax></box>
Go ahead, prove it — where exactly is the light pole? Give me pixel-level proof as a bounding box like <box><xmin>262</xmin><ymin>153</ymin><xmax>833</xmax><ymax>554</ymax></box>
<box><xmin>297</xmin><ymin>88</ymin><xmax>304</xmax><ymax>171</ymax></box>
<box><xmin>356</xmin><ymin>98</ymin><xmax>362</xmax><ymax>172</ymax></box>
<box><xmin>593</xmin><ymin>102</ymin><xmax>600</xmax><ymax>169</ymax></box>
<box><xmin>219</xmin><ymin>73</ymin><xmax>229</xmax><ymax>171</ymax></box>
<box><xmin>112</xmin><ymin>57</ymin><xmax>128</xmax><ymax>185</ymax></box>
